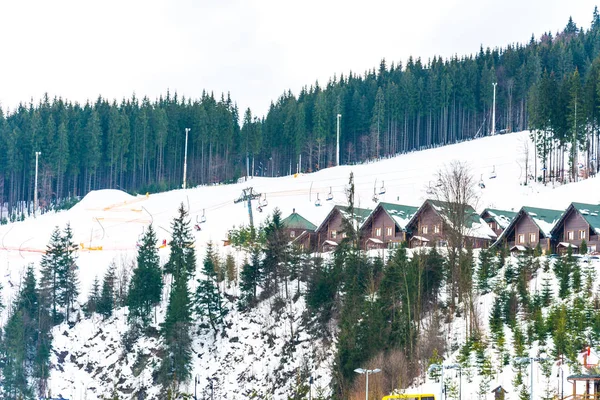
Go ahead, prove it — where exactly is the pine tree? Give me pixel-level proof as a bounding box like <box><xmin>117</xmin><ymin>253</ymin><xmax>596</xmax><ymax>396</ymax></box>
<box><xmin>39</xmin><ymin>226</ymin><xmax>64</xmax><ymax>323</ymax></box>
<box><xmin>86</xmin><ymin>276</ymin><xmax>101</xmax><ymax>315</ymax></box>
<box><xmin>159</xmin><ymin>269</ymin><xmax>192</xmax><ymax>387</ymax></box>
<box><xmin>225</xmin><ymin>253</ymin><xmax>237</xmax><ymax>288</ymax></box>
<box><xmin>97</xmin><ymin>262</ymin><xmax>116</xmax><ymax>319</ymax></box>
<box><xmin>541</xmin><ymin>277</ymin><xmax>553</xmax><ymax>306</ymax></box>
<box><xmin>128</xmin><ymin>224</ymin><xmax>163</xmax><ymax>325</ymax></box>
<box><xmin>58</xmin><ymin>223</ymin><xmax>79</xmax><ymax>322</ymax></box>
<box><xmin>477</xmin><ymin>249</ymin><xmax>493</xmax><ymax>294</ymax></box>
<box><xmin>581</xmin><ymin>239</ymin><xmax>588</xmax><ymax>254</ymax></box>
<box><xmin>262</xmin><ymin>208</ymin><xmax>289</xmax><ymax>298</ymax></box>
<box><xmin>239</xmin><ymin>248</ymin><xmax>261</xmax><ymax>310</ymax></box>
<box><xmin>196</xmin><ymin>242</ymin><xmax>227</xmax><ymax>334</ymax></box>
<box><xmin>164</xmin><ymin>203</ymin><xmax>196</xmax><ymax>279</ymax></box>
<box><xmin>159</xmin><ymin>205</ymin><xmax>195</xmax><ymax>388</ymax></box>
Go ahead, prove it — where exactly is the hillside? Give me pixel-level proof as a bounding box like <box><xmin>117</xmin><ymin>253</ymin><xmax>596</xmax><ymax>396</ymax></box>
<box><xmin>1</xmin><ymin>130</ymin><xmax>600</xmax><ymax>399</ymax></box>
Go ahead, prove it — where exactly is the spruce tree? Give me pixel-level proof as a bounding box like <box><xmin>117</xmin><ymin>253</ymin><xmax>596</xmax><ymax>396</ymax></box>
<box><xmin>262</xmin><ymin>208</ymin><xmax>288</xmax><ymax>298</ymax></box>
<box><xmin>164</xmin><ymin>203</ymin><xmax>196</xmax><ymax>279</ymax></box>
<box><xmin>159</xmin><ymin>205</ymin><xmax>195</xmax><ymax>388</ymax></box>
<box><xmin>86</xmin><ymin>276</ymin><xmax>101</xmax><ymax>315</ymax></box>
<box><xmin>477</xmin><ymin>249</ymin><xmax>493</xmax><ymax>294</ymax></box>
<box><xmin>97</xmin><ymin>262</ymin><xmax>116</xmax><ymax>319</ymax></box>
<box><xmin>58</xmin><ymin>223</ymin><xmax>79</xmax><ymax>322</ymax></box>
<box><xmin>39</xmin><ymin>226</ymin><xmax>64</xmax><ymax>323</ymax></box>
<box><xmin>196</xmin><ymin>242</ymin><xmax>227</xmax><ymax>334</ymax></box>
<box><xmin>225</xmin><ymin>252</ymin><xmax>237</xmax><ymax>288</ymax></box>
<box><xmin>239</xmin><ymin>247</ymin><xmax>261</xmax><ymax>310</ymax></box>
<box><xmin>128</xmin><ymin>224</ymin><xmax>163</xmax><ymax>325</ymax></box>
<box><xmin>581</xmin><ymin>239</ymin><xmax>588</xmax><ymax>254</ymax></box>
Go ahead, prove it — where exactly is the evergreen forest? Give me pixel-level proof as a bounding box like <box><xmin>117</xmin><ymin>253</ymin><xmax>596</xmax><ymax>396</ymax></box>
<box><xmin>3</xmin><ymin>13</ymin><xmax>600</xmax><ymax>218</ymax></box>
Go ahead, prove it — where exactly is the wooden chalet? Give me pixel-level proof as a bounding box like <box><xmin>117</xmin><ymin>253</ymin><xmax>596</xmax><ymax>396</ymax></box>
<box><xmin>493</xmin><ymin>206</ymin><xmax>563</xmax><ymax>253</ymax></box>
<box><xmin>404</xmin><ymin>199</ymin><xmax>497</xmax><ymax>249</ymax></box>
<box><xmin>360</xmin><ymin>202</ymin><xmax>419</xmax><ymax>250</ymax></box>
<box><xmin>314</xmin><ymin>205</ymin><xmax>372</xmax><ymax>252</ymax></box>
<box><xmin>281</xmin><ymin>209</ymin><xmax>317</xmax><ymax>251</ymax></box>
<box><xmin>549</xmin><ymin>202</ymin><xmax>600</xmax><ymax>254</ymax></box>
<box><xmin>481</xmin><ymin>208</ymin><xmax>517</xmax><ymax>237</ymax></box>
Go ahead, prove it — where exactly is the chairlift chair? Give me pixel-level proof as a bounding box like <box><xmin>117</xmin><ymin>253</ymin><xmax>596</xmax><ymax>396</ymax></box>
<box><xmin>198</xmin><ymin>209</ymin><xmax>206</xmax><ymax>224</ymax></box>
<box><xmin>315</xmin><ymin>193</ymin><xmax>321</xmax><ymax>207</ymax></box>
<box><xmin>436</xmin><ymin>178</ymin><xmax>443</xmax><ymax>187</ymax></box>
<box><xmin>372</xmin><ymin>187</ymin><xmax>379</xmax><ymax>203</ymax></box>
<box><xmin>260</xmin><ymin>194</ymin><xmax>268</xmax><ymax>207</ymax></box>
<box><xmin>479</xmin><ymin>174</ymin><xmax>486</xmax><ymax>189</ymax></box>
<box><xmin>326</xmin><ymin>187</ymin><xmax>333</xmax><ymax>201</ymax></box>
<box><xmin>379</xmin><ymin>180</ymin><xmax>386</xmax><ymax>195</ymax></box>
<box><xmin>489</xmin><ymin>165</ymin><xmax>497</xmax><ymax>179</ymax></box>
<box><xmin>257</xmin><ymin>205</ymin><xmax>263</xmax><ymax>213</ymax></box>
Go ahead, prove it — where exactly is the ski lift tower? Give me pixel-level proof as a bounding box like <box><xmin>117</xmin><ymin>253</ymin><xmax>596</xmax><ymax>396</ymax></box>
<box><xmin>234</xmin><ymin>187</ymin><xmax>262</xmax><ymax>231</ymax></box>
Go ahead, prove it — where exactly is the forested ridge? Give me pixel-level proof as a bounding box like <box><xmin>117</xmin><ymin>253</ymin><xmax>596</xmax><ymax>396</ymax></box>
<box><xmin>3</xmin><ymin>12</ymin><xmax>600</xmax><ymax>216</ymax></box>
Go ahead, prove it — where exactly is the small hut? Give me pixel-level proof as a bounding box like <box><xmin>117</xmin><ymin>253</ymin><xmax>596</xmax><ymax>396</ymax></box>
<box><xmin>490</xmin><ymin>386</ymin><xmax>507</xmax><ymax>400</ymax></box>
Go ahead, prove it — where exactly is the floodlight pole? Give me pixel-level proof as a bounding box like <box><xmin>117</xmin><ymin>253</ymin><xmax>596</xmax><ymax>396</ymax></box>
<box><xmin>34</xmin><ymin>151</ymin><xmax>41</xmax><ymax>218</ymax></box>
<box><xmin>492</xmin><ymin>82</ymin><xmax>497</xmax><ymax>135</ymax></box>
<box><xmin>354</xmin><ymin>368</ymin><xmax>381</xmax><ymax>400</ymax></box>
<box><xmin>183</xmin><ymin>128</ymin><xmax>190</xmax><ymax>189</ymax></box>
<box><xmin>336</xmin><ymin>113</ymin><xmax>341</xmax><ymax>166</ymax></box>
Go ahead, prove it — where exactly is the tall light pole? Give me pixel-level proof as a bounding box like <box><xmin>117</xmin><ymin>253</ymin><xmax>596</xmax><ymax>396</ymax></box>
<box><xmin>336</xmin><ymin>114</ymin><xmax>341</xmax><ymax>166</ymax></box>
<box><xmin>491</xmin><ymin>82</ymin><xmax>497</xmax><ymax>135</ymax></box>
<box><xmin>515</xmin><ymin>356</ymin><xmax>549</xmax><ymax>400</ymax></box>
<box><xmin>34</xmin><ymin>151</ymin><xmax>41</xmax><ymax>218</ymax></box>
<box><xmin>354</xmin><ymin>368</ymin><xmax>381</xmax><ymax>400</ymax></box>
<box><xmin>183</xmin><ymin>128</ymin><xmax>190</xmax><ymax>189</ymax></box>
<box><xmin>428</xmin><ymin>363</ymin><xmax>461</xmax><ymax>400</ymax></box>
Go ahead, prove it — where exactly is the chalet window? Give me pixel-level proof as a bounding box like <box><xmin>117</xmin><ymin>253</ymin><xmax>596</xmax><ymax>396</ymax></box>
<box><xmin>375</xmin><ymin>227</ymin><xmax>382</xmax><ymax>237</ymax></box>
<box><xmin>386</xmin><ymin>227</ymin><xmax>393</xmax><ymax>236</ymax></box>
<box><xmin>488</xmin><ymin>222</ymin><xmax>494</xmax><ymax>229</ymax></box>
<box><xmin>567</xmin><ymin>231</ymin><xmax>574</xmax><ymax>240</ymax></box>
<box><xmin>434</xmin><ymin>225</ymin><xmax>440</xmax><ymax>234</ymax></box>
<box><xmin>518</xmin><ymin>234</ymin><xmax>525</xmax><ymax>244</ymax></box>
<box><xmin>290</xmin><ymin>230</ymin><xmax>295</xmax><ymax>238</ymax></box>
<box><xmin>330</xmin><ymin>230</ymin><xmax>337</xmax><ymax>239</ymax></box>
<box><xmin>579</xmin><ymin>230</ymin><xmax>586</xmax><ymax>240</ymax></box>
<box><xmin>438</xmin><ymin>240</ymin><xmax>448</xmax><ymax>247</ymax></box>
<box><xmin>422</xmin><ymin>225</ymin><xmax>428</xmax><ymax>235</ymax></box>
<box><xmin>529</xmin><ymin>233</ymin><xmax>536</xmax><ymax>243</ymax></box>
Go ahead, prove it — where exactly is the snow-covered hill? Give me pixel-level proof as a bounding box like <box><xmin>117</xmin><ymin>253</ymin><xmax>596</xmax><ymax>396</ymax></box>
<box><xmin>1</xmin><ymin>130</ymin><xmax>599</xmax><ymax>399</ymax></box>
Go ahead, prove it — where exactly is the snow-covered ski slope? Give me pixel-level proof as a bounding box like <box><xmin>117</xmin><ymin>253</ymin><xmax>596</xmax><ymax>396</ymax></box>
<box><xmin>1</xmin><ymin>130</ymin><xmax>599</xmax><ymax>307</ymax></box>
<box><xmin>0</xmin><ymin>130</ymin><xmax>599</xmax><ymax>399</ymax></box>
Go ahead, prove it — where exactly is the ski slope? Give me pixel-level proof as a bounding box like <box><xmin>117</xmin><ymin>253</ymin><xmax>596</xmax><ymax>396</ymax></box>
<box><xmin>0</xmin><ymin>130</ymin><xmax>599</xmax><ymax>399</ymax></box>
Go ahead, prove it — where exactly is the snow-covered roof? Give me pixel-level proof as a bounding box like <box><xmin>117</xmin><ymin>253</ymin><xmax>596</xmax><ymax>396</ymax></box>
<box><xmin>409</xmin><ymin>199</ymin><xmax>497</xmax><ymax>240</ymax></box>
<box><xmin>521</xmin><ymin>206</ymin><xmax>563</xmax><ymax>237</ymax></box>
<box><xmin>323</xmin><ymin>240</ymin><xmax>338</xmax><ymax>246</ymax></box>
<box><xmin>558</xmin><ymin>242</ymin><xmax>578</xmax><ymax>248</ymax></box>
<box><xmin>482</xmin><ymin>208</ymin><xmax>517</xmax><ymax>229</ymax></box>
<box><xmin>367</xmin><ymin>238</ymin><xmax>384</xmax><ymax>244</ymax></box>
<box><xmin>571</xmin><ymin>202</ymin><xmax>600</xmax><ymax>235</ymax></box>
<box><xmin>411</xmin><ymin>235</ymin><xmax>430</xmax><ymax>242</ymax></box>
<box><xmin>510</xmin><ymin>245</ymin><xmax>527</xmax><ymax>251</ymax></box>
<box><xmin>361</xmin><ymin>202</ymin><xmax>419</xmax><ymax>231</ymax></box>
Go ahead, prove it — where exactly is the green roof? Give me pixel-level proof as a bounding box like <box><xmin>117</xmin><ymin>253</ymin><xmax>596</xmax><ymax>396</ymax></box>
<box><xmin>427</xmin><ymin>200</ymin><xmax>481</xmax><ymax>230</ymax></box>
<box><xmin>521</xmin><ymin>206</ymin><xmax>564</xmax><ymax>236</ymax></box>
<box><xmin>482</xmin><ymin>208</ymin><xmax>517</xmax><ymax>229</ymax></box>
<box><xmin>335</xmin><ymin>205</ymin><xmax>372</xmax><ymax>225</ymax></box>
<box><xmin>281</xmin><ymin>212</ymin><xmax>317</xmax><ymax>231</ymax></box>
<box><xmin>572</xmin><ymin>202</ymin><xmax>600</xmax><ymax>234</ymax></box>
<box><xmin>379</xmin><ymin>202</ymin><xmax>419</xmax><ymax>230</ymax></box>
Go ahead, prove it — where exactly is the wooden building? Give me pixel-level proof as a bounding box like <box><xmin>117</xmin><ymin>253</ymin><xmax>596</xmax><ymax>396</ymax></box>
<box><xmin>314</xmin><ymin>205</ymin><xmax>372</xmax><ymax>252</ymax></box>
<box><xmin>281</xmin><ymin>209</ymin><xmax>317</xmax><ymax>251</ymax></box>
<box><xmin>480</xmin><ymin>208</ymin><xmax>517</xmax><ymax>237</ymax></box>
<box><xmin>360</xmin><ymin>202</ymin><xmax>419</xmax><ymax>250</ymax></box>
<box><xmin>549</xmin><ymin>202</ymin><xmax>600</xmax><ymax>254</ymax></box>
<box><xmin>404</xmin><ymin>199</ymin><xmax>497</xmax><ymax>248</ymax></box>
<box><xmin>493</xmin><ymin>206</ymin><xmax>563</xmax><ymax>253</ymax></box>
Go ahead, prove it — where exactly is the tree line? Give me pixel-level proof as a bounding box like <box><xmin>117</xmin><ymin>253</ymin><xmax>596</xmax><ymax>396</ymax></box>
<box><xmin>3</xmin><ymin>12</ymin><xmax>600</xmax><ymax>218</ymax></box>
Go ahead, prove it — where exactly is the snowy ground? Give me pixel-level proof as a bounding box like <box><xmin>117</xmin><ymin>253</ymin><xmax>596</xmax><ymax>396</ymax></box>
<box><xmin>1</xmin><ymin>130</ymin><xmax>599</xmax><ymax>399</ymax></box>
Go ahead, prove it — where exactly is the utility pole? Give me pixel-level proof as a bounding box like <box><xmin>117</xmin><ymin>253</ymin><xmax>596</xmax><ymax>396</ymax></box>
<box><xmin>491</xmin><ymin>82</ymin><xmax>497</xmax><ymax>135</ymax></box>
<box><xmin>183</xmin><ymin>128</ymin><xmax>190</xmax><ymax>189</ymax></box>
<box><xmin>34</xmin><ymin>151</ymin><xmax>41</xmax><ymax>218</ymax></box>
<box><xmin>336</xmin><ymin>113</ymin><xmax>341</xmax><ymax>166</ymax></box>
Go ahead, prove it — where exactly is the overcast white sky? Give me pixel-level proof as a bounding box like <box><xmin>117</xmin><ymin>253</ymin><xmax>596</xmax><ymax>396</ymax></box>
<box><xmin>0</xmin><ymin>0</ymin><xmax>597</xmax><ymax>118</ymax></box>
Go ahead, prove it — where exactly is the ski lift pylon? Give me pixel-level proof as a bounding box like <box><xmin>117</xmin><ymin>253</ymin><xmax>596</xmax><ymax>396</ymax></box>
<box><xmin>326</xmin><ymin>187</ymin><xmax>333</xmax><ymax>201</ymax></box>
